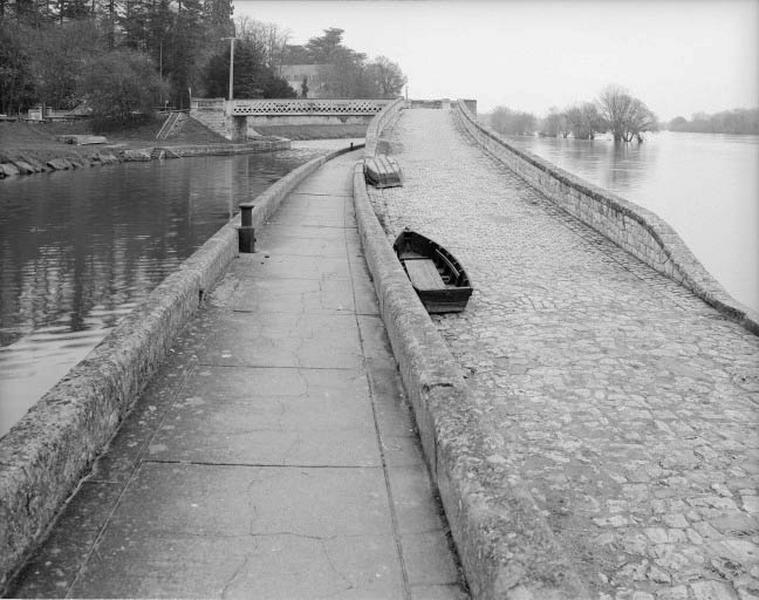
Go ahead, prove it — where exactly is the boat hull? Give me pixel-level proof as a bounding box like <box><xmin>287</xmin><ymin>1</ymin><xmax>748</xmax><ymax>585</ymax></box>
<box><xmin>393</xmin><ymin>230</ymin><xmax>473</xmax><ymax>314</ymax></box>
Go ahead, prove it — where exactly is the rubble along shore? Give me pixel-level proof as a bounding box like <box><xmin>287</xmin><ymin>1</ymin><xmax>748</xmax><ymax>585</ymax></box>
<box><xmin>0</xmin><ymin>138</ymin><xmax>291</xmax><ymax>179</ymax></box>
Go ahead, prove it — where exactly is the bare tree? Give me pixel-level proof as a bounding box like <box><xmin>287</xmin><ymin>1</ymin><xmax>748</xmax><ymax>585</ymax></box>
<box><xmin>539</xmin><ymin>106</ymin><xmax>569</xmax><ymax>138</ymax></box>
<box><xmin>235</xmin><ymin>16</ymin><xmax>290</xmax><ymax>70</ymax></box>
<box><xmin>490</xmin><ymin>106</ymin><xmax>537</xmax><ymax>136</ymax></box>
<box><xmin>564</xmin><ymin>102</ymin><xmax>606</xmax><ymax>139</ymax></box>
<box><xmin>598</xmin><ymin>85</ymin><xmax>657</xmax><ymax>142</ymax></box>
<box><xmin>367</xmin><ymin>55</ymin><xmax>406</xmax><ymax>98</ymax></box>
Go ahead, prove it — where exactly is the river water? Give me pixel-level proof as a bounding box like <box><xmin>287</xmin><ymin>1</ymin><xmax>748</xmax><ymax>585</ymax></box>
<box><xmin>507</xmin><ymin>131</ymin><xmax>759</xmax><ymax>315</ymax></box>
<box><xmin>0</xmin><ymin>141</ymin><xmax>358</xmax><ymax>437</ymax></box>
<box><xmin>2</xmin><ymin>133</ymin><xmax>757</xmax><ymax>435</ymax></box>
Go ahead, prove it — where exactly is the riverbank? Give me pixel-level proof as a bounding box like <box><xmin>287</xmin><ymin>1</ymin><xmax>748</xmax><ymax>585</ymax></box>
<box><xmin>0</xmin><ymin>119</ymin><xmax>290</xmax><ymax>178</ymax></box>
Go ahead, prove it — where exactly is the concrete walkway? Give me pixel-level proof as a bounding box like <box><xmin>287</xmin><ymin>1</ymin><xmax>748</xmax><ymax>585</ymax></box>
<box><xmin>7</xmin><ymin>151</ymin><xmax>468</xmax><ymax>599</ymax></box>
<box><xmin>369</xmin><ymin>109</ymin><xmax>759</xmax><ymax>599</ymax></box>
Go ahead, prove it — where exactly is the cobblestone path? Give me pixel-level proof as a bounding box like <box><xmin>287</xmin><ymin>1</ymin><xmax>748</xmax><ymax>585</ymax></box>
<box><xmin>368</xmin><ymin>108</ymin><xmax>759</xmax><ymax>600</ymax></box>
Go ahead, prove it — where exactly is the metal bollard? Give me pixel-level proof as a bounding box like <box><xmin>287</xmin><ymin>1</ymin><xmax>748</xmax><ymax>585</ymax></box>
<box><xmin>238</xmin><ymin>202</ymin><xmax>256</xmax><ymax>253</ymax></box>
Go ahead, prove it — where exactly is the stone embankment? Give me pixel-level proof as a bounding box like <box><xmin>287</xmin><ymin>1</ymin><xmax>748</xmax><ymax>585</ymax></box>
<box><xmin>0</xmin><ymin>138</ymin><xmax>290</xmax><ymax>179</ymax></box>
<box><xmin>361</xmin><ymin>105</ymin><xmax>759</xmax><ymax>599</ymax></box>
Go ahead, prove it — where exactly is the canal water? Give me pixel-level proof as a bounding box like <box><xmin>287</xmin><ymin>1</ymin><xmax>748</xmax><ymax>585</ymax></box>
<box><xmin>508</xmin><ymin>131</ymin><xmax>759</xmax><ymax>314</ymax></box>
<box><xmin>0</xmin><ymin>141</ymin><xmax>358</xmax><ymax>437</ymax></box>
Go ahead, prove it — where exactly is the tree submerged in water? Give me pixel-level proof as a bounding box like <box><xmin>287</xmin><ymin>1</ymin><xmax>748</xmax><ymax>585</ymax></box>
<box><xmin>495</xmin><ymin>85</ymin><xmax>658</xmax><ymax>143</ymax></box>
<box><xmin>598</xmin><ymin>85</ymin><xmax>658</xmax><ymax>143</ymax></box>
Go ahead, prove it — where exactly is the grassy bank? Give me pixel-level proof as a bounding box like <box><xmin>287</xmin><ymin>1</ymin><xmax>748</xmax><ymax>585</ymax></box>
<box><xmin>0</xmin><ymin>117</ymin><xmax>367</xmax><ymax>176</ymax></box>
<box><xmin>0</xmin><ymin>116</ymin><xmax>228</xmax><ymax>160</ymax></box>
<box><xmin>0</xmin><ymin>116</ymin><xmax>286</xmax><ymax>176</ymax></box>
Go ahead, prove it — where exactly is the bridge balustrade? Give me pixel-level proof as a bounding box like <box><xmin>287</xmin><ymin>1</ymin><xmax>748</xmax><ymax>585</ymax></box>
<box><xmin>230</xmin><ymin>98</ymin><xmax>393</xmax><ymax>116</ymax></box>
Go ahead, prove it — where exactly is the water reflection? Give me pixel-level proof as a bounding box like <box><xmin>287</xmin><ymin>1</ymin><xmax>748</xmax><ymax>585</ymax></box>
<box><xmin>0</xmin><ymin>146</ymin><xmax>336</xmax><ymax>436</ymax></box>
<box><xmin>510</xmin><ymin>132</ymin><xmax>759</xmax><ymax>313</ymax></box>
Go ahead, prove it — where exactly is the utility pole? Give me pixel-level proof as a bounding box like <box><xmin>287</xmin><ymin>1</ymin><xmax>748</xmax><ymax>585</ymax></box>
<box><xmin>221</xmin><ymin>37</ymin><xmax>238</xmax><ymax>101</ymax></box>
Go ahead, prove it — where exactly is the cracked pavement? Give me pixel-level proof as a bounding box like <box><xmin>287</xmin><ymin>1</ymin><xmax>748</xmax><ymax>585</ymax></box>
<box><xmin>6</xmin><ymin>151</ymin><xmax>468</xmax><ymax>599</ymax></box>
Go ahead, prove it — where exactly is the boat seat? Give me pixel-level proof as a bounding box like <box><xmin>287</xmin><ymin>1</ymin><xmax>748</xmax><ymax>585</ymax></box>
<box><xmin>435</xmin><ymin>248</ymin><xmax>460</xmax><ymax>283</ymax></box>
<box><xmin>403</xmin><ymin>258</ymin><xmax>445</xmax><ymax>291</ymax></box>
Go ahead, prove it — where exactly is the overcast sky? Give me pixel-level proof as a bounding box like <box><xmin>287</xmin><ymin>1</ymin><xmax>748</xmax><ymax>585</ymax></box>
<box><xmin>233</xmin><ymin>0</ymin><xmax>758</xmax><ymax>120</ymax></box>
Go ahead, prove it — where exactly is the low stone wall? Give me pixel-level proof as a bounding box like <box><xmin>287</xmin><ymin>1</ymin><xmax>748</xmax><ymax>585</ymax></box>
<box><xmin>453</xmin><ymin>100</ymin><xmax>759</xmax><ymax>335</ymax></box>
<box><xmin>364</xmin><ymin>98</ymin><xmax>405</xmax><ymax>157</ymax></box>
<box><xmin>0</xmin><ymin>142</ymin><xmax>362</xmax><ymax>589</ymax></box>
<box><xmin>352</xmin><ymin>164</ymin><xmax>588</xmax><ymax>599</ymax></box>
<box><xmin>168</xmin><ymin>138</ymin><xmax>290</xmax><ymax>156</ymax></box>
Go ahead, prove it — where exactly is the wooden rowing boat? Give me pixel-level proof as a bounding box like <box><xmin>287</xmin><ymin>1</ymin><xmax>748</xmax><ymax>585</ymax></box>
<box><xmin>393</xmin><ymin>229</ymin><xmax>473</xmax><ymax>314</ymax></box>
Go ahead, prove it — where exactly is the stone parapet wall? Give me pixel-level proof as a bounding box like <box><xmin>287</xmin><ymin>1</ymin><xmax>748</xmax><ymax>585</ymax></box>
<box><xmin>352</xmin><ymin>159</ymin><xmax>589</xmax><ymax>598</ymax></box>
<box><xmin>364</xmin><ymin>98</ymin><xmax>405</xmax><ymax>157</ymax></box>
<box><xmin>0</xmin><ymin>142</ymin><xmax>362</xmax><ymax>589</ymax></box>
<box><xmin>453</xmin><ymin>100</ymin><xmax>758</xmax><ymax>335</ymax></box>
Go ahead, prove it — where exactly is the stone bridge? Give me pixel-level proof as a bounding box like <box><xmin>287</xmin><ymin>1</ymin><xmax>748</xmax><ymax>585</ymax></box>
<box><xmin>190</xmin><ymin>97</ymin><xmax>395</xmax><ymax>141</ymax></box>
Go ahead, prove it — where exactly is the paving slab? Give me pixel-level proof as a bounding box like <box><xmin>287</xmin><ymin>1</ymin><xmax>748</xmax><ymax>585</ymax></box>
<box><xmin>150</xmin><ymin>367</ymin><xmax>381</xmax><ymax>466</ymax></box>
<box><xmin>6</xmin><ymin>150</ymin><xmax>468</xmax><ymax>599</ymax></box>
<box><xmin>232</xmin><ymin>266</ymin><xmax>356</xmax><ymax>314</ymax></box>
<box><xmin>201</xmin><ymin>310</ymin><xmax>364</xmax><ymax>369</ymax></box>
<box><xmin>70</xmin><ymin>532</ymin><xmax>404</xmax><ymax>599</ymax></box>
<box><xmin>234</xmin><ymin>252</ymin><xmax>352</xmax><ymax>281</ymax></box>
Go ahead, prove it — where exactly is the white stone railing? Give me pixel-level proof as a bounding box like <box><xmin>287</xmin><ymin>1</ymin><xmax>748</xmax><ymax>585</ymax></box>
<box><xmin>229</xmin><ymin>98</ymin><xmax>394</xmax><ymax>116</ymax></box>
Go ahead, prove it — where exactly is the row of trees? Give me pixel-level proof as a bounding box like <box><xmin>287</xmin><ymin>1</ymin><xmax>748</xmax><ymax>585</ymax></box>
<box><xmin>0</xmin><ymin>2</ymin><xmax>406</xmax><ymax>125</ymax></box>
<box><xmin>203</xmin><ymin>27</ymin><xmax>406</xmax><ymax>100</ymax></box>
<box><xmin>668</xmin><ymin>108</ymin><xmax>759</xmax><ymax>135</ymax></box>
<box><xmin>489</xmin><ymin>85</ymin><xmax>659</xmax><ymax>143</ymax></box>
<box><xmin>284</xmin><ymin>27</ymin><xmax>406</xmax><ymax>99</ymax></box>
<box><xmin>0</xmin><ymin>0</ymin><xmax>237</xmax><ymax>119</ymax></box>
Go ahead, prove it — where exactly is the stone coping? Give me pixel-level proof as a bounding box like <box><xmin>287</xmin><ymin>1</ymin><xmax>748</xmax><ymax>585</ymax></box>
<box><xmin>352</xmin><ymin>163</ymin><xmax>588</xmax><ymax>599</ymax></box>
<box><xmin>364</xmin><ymin>98</ymin><xmax>405</xmax><ymax>157</ymax></box>
<box><xmin>453</xmin><ymin>100</ymin><xmax>758</xmax><ymax>336</ymax></box>
<box><xmin>0</xmin><ymin>142</ymin><xmax>363</xmax><ymax>589</ymax></box>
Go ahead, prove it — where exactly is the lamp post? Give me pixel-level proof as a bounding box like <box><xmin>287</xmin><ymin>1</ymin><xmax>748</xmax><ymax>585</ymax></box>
<box><xmin>221</xmin><ymin>36</ymin><xmax>237</xmax><ymax>101</ymax></box>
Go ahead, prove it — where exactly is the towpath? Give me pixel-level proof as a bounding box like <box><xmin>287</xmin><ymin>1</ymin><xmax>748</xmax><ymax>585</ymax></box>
<box><xmin>7</xmin><ymin>150</ymin><xmax>468</xmax><ymax>599</ymax></box>
<box><xmin>368</xmin><ymin>109</ymin><xmax>759</xmax><ymax>599</ymax></box>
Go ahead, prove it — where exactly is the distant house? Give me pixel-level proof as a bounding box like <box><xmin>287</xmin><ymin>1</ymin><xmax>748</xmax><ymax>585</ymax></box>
<box><xmin>277</xmin><ymin>64</ymin><xmax>333</xmax><ymax>99</ymax></box>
